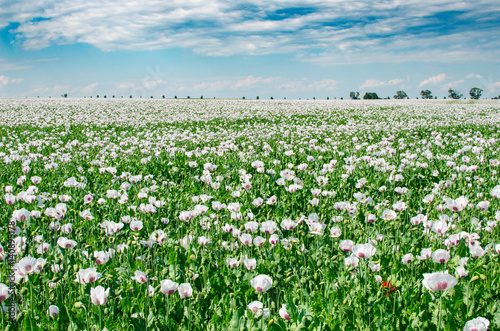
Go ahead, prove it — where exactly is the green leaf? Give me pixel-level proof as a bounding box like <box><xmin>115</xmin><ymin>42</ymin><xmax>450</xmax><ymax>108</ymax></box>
<box><xmin>411</xmin><ymin>313</ymin><xmax>422</xmax><ymax>329</ymax></box>
<box><xmin>493</xmin><ymin>306</ymin><xmax>500</xmax><ymax>327</ymax></box>
<box><xmin>67</xmin><ymin>321</ymin><xmax>79</xmax><ymax>331</ymax></box>
<box><xmin>295</xmin><ymin>315</ymin><xmax>312</xmax><ymax>331</ymax></box>
<box><xmin>228</xmin><ymin>310</ymin><xmax>241</xmax><ymax>331</ymax></box>
<box><xmin>268</xmin><ymin>319</ymin><xmax>287</xmax><ymax>331</ymax></box>
<box><xmin>147</xmin><ymin>311</ymin><xmax>155</xmax><ymax>327</ymax></box>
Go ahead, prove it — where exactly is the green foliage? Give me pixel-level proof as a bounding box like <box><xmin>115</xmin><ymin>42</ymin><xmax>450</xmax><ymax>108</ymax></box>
<box><xmin>0</xmin><ymin>100</ymin><xmax>499</xmax><ymax>330</ymax></box>
<box><xmin>469</xmin><ymin>87</ymin><xmax>483</xmax><ymax>100</ymax></box>
<box><xmin>448</xmin><ymin>88</ymin><xmax>463</xmax><ymax>99</ymax></box>
<box><xmin>349</xmin><ymin>92</ymin><xmax>360</xmax><ymax>100</ymax></box>
<box><xmin>420</xmin><ymin>90</ymin><xmax>433</xmax><ymax>99</ymax></box>
<box><xmin>393</xmin><ymin>91</ymin><xmax>408</xmax><ymax>99</ymax></box>
<box><xmin>363</xmin><ymin>92</ymin><xmax>380</xmax><ymax>99</ymax></box>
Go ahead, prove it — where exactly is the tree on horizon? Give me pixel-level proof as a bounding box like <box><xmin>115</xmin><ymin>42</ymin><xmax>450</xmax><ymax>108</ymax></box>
<box><xmin>363</xmin><ymin>92</ymin><xmax>380</xmax><ymax>100</ymax></box>
<box><xmin>469</xmin><ymin>87</ymin><xmax>483</xmax><ymax>100</ymax></box>
<box><xmin>448</xmin><ymin>88</ymin><xmax>463</xmax><ymax>99</ymax></box>
<box><xmin>393</xmin><ymin>91</ymin><xmax>408</xmax><ymax>99</ymax></box>
<box><xmin>420</xmin><ymin>90</ymin><xmax>433</xmax><ymax>99</ymax></box>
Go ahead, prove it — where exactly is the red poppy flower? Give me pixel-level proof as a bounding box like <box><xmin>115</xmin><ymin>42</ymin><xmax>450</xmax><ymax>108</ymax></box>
<box><xmin>382</xmin><ymin>281</ymin><xmax>396</xmax><ymax>296</ymax></box>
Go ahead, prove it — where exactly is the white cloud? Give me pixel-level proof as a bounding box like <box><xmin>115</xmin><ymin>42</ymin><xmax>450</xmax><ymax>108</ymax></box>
<box><xmin>0</xmin><ymin>59</ymin><xmax>31</xmax><ymax>71</ymax></box>
<box><xmin>466</xmin><ymin>73</ymin><xmax>483</xmax><ymax>80</ymax></box>
<box><xmin>1</xmin><ymin>0</ymin><xmax>498</xmax><ymax>64</ymax></box>
<box><xmin>275</xmin><ymin>78</ymin><xmax>338</xmax><ymax>92</ymax></box>
<box><xmin>388</xmin><ymin>78</ymin><xmax>404</xmax><ymax>85</ymax></box>
<box><xmin>360</xmin><ymin>79</ymin><xmax>385</xmax><ymax>90</ymax></box>
<box><xmin>0</xmin><ymin>75</ymin><xmax>23</xmax><ymax>86</ymax></box>
<box><xmin>0</xmin><ymin>75</ymin><xmax>10</xmax><ymax>86</ymax></box>
<box><xmin>32</xmin><ymin>87</ymin><xmax>50</xmax><ymax>94</ymax></box>
<box><xmin>442</xmin><ymin>80</ymin><xmax>465</xmax><ymax>90</ymax></box>
<box><xmin>140</xmin><ymin>75</ymin><xmax>338</xmax><ymax>97</ymax></box>
<box><xmin>83</xmin><ymin>82</ymin><xmax>98</xmax><ymax>93</ymax></box>
<box><xmin>489</xmin><ymin>82</ymin><xmax>500</xmax><ymax>93</ymax></box>
<box><xmin>193</xmin><ymin>80</ymin><xmax>231</xmax><ymax>92</ymax></box>
<box><xmin>117</xmin><ymin>82</ymin><xmax>135</xmax><ymax>89</ymax></box>
<box><xmin>143</xmin><ymin>79</ymin><xmax>164</xmax><ymax>89</ymax></box>
<box><xmin>302</xmin><ymin>28</ymin><xmax>500</xmax><ymax>66</ymax></box>
<box><xmin>359</xmin><ymin>78</ymin><xmax>404</xmax><ymax>90</ymax></box>
<box><xmin>419</xmin><ymin>74</ymin><xmax>448</xmax><ymax>87</ymax></box>
<box><xmin>233</xmin><ymin>75</ymin><xmax>279</xmax><ymax>90</ymax></box>
<box><xmin>314</xmin><ymin>79</ymin><xmax>337</xmax><ymax>91</ymax></box>
<box><xmin>34</xmin><ymin>58</ymin><xmax>60</xmax><ymax>63</ymax></box>
<box><xmin>53</xmin><ymin>84</ymin><xmax>70</xmax><ymax>94</ymax></box>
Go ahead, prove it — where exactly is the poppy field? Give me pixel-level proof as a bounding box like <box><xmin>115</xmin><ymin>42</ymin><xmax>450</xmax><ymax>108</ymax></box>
<box><xmin>1</xmin><ymin>98</ymin><xmax>500</xmax><ymax>330</ymax></box>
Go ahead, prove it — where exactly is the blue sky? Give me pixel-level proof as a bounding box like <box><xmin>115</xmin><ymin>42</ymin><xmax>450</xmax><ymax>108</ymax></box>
<box><xmin>0</xmin><ymin>0</ymin><xmax>499</xmax><ymax>99</ymax></box>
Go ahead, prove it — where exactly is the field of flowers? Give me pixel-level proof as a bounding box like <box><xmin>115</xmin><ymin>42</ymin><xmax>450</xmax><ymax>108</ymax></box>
<box><xmin>1</xmin><ymin>98</ymin><xmax>500</xmax><ymax>330</ymax></box>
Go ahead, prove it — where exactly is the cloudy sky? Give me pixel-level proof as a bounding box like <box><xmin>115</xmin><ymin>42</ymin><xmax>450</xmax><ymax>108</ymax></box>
<box><xmin>1</xmin><ymin>0</ymin><xmax>499</xmax><ymax>99</ymax></box>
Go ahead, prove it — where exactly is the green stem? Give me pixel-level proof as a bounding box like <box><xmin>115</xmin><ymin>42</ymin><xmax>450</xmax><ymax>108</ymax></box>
<box><xmin>146</xmin><ymin>283</ymin><xmax>150</xmax><ymax>331</ymax></box>
<box><xmin>437</xmin><ymin>293</ymin><xmax>443</xmax><ymax>330</ymax></box>
<box><xmin>83</xmin><ymin>286</ymin><xmax>90</xmax><ymax>331</ymax></box>
<box><xmin>165</xmin><ymin>295</ymin><xmax>170</xmax><ymax>329</ymax></box>
<box><xmin>29</xmin><ymin>280</ymin><xmax>33</xmax><ymax>331</ymax></box>
<box><xmin>99</xmin><ymin>305</ymin><xmax>103</xmax><ymax>329</ymax></box>
<box><xmin>189</xmin><ymin>297</ymin><xmax>193</xmax><ymax>330</ymax></box>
